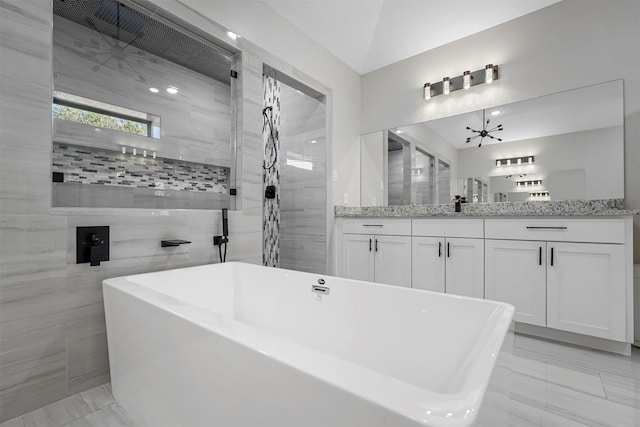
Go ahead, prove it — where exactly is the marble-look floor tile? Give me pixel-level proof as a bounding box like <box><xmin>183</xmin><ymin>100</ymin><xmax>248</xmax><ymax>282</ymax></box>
<box><xmin>508</xmin><ymin>369</ymin><xmax>640</xmax><ymax>426</ymax></box>
<box><xmin>78</xmin><ymin>384</ymin><xmax>114</xmax><ymax>412</ymax></box>
<box><xmin>509</xmin><ymin>354</ymin><xmax>607</xmax><ymax>398</ymax></box>
<box><xmin>0</xmin><ymin>416</ymin><xmax>24</xmax><ymax>427</ymax></box>
<box><xmin>62</xmin><ymin>404</ymin><xmax>134</xmax><ymax>427</ymax></box>
<box><xmin>600</xmin><ymin>372</ymin><xmax>640</xmax><ymax>409</ymax></box>
<box><xmin>20</xmin><ymin>408</ymin><xmax>49</xmax><ymax>427</ymax></box>
<box><xmin>514</xmin><ymin>334</ymin><xmax>640</xmax><ymax>380</ymax></box>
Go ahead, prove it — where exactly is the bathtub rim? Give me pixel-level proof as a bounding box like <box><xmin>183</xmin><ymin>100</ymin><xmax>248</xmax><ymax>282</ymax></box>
<box><xmin>103</xmin><ymin>262</ymin><xmax>514</xmax><ymax>426</ymax></box>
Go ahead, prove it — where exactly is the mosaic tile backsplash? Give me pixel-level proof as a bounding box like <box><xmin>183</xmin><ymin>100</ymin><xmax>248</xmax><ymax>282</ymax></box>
<box><xmin>53</xmin><ymin>142</ymin><xmax>229</xmax><ymax>194</ymax></box>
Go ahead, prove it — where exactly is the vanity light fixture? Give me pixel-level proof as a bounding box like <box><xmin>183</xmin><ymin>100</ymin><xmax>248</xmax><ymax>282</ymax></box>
<box><xmin>443</xmin><ymin>77</ymin><xmax>451</xmax><ymax>95</ymax></box>
<box><xmin>496</xmin><ymin>155</ymin><xmax>534</xmax><ymax>166</ymax></box>
<box><xmin>517</xmin><ymin>180</ymin><xmax>542</xmax><ymax>187</ymax></box>
<box><xmin>463</xmin><ymin>71</ymin><xmax>471</xmax><ymax>90</ymax></box>
<box><xmin>422</xmin><ymin>64</ymin><xmax>499</xmax><ymax>100</ymax></box>
<box><xmin>530</xmin><ymin>191</ymin><xmax>549</xmax><ymax>198</ymax></box>
<box><xmin>423</xmin><ymin>83</ymin><xmax>431</xmax><ymax>100</ymax></box>
<box><xmin>485</xmin><ymin>64</ymin><xmax>494</xmax><ymax>84</ymax></box>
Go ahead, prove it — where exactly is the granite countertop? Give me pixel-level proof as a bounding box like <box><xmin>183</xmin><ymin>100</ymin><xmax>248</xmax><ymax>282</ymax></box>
<box><xmin>335</xmin><ymin>199</ymin><xmax>639</xmax><ymax>218</ymax></box>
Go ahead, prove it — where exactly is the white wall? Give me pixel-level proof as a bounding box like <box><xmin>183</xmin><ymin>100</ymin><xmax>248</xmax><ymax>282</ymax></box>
<box><xmin>362</xmin><ymin>0</ymin><xmax>640</xmax><ymax>262</ymax></box>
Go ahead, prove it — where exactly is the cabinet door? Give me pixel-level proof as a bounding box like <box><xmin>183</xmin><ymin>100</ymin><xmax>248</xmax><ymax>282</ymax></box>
<box><xmin>341</xmin><ymin>234</ymin><xmax>374</xmax><ymax>282</ymax></box>
<box><xmin>411</xmin><ymin>236</ymin><xmax>445</xmax><ymax>292</ymax></box>
<box><xmin>374</xmin><ymin>235</ymin><xmax>412</xmax><ymax>287</ymax></box>
<box><xmin>547</xmin><ymin>242</ymin><xmax>626</xmax><ymax>341</ymax></box>
<box><xmin>445</xmin><ymin>238</ymin><xmax>484</xmax><ymax>298</ymax></box>
<box><xmin>485</xmin><ymin>240</ymin><xmax>546</xmax><ymax>326</ymax></box>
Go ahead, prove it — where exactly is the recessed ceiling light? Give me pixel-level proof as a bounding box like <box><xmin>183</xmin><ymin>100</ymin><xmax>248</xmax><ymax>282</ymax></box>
<box><xmin>166</xmin><ymin>87</ymin><xmax>178</xmax><ymax>94</ymax></box>
<box><xmin>227</xmin><ymin>31</ymin><xmax>238</xmax><ymax>40</ymax></box>
<box><xmin>309</xmin><ymin>140</ymin><xmax>317</xmax><ymax>144</ymax></box>
<box><xmin>491</xmin><ymin>110</ymin><xmax>501</xmax><ymax>116</ymax></box>
<box><xmin>149</xmin><ymin>87</ymin><xmax>159</xmax><ymax>93</ymax></box>
<box><xmin>396</xmin><ymin>129</ymin><xmax>404</xmax><ymax>134</ymax></box>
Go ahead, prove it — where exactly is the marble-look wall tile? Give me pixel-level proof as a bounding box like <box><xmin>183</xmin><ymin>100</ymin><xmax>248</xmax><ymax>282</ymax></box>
<box><xmin>66</xmin><ymin>333</ymin><xmax>110</xmax><ymax>395</ymax></box>
<box><xmin>0</xmin><ymin>339</ymin><xmax>67</xmax><ymax>422</ymax></box>
<box><xmin>0</xmin><ymin>215</ymin><xmax>67</xmax><ymax>280</ymax></box>
<box><xmin>0</xmin><ymin>1</ymin><xmax>264</xmax><ymax>422</ymax></box>
<box><xmin>278</xmin><ymin>83</ymin><xmax>327</xmax><ymax>274</ymax></box>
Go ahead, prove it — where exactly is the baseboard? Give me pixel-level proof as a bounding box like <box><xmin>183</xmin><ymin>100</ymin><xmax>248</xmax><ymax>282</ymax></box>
<box><xmin>515</xmin><ymin>323</ymin><xmax>632</xmax><ymax>356</ymax></box>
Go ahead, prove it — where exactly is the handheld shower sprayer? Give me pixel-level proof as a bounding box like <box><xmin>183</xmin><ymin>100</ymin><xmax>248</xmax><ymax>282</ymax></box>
<box><xmin>214</xmin><ymin>208</ymin><xmax>229</xmax><ymax>262</ymax></box>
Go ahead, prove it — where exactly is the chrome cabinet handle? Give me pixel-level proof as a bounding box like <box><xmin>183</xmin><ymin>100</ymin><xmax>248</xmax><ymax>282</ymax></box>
<box><xmin>363</xmin><ymin>224</ymin><xmax>384</xmax><ymax>227</ymax></box>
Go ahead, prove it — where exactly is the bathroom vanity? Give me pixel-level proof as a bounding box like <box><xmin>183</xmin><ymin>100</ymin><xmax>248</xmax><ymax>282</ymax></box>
<box><xmin>335</xmin><ymin>200</ymin><xmax>637</xmax><ymax>354</ymax></box>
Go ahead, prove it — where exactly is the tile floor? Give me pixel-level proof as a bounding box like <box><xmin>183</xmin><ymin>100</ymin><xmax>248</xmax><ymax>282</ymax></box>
<box><xmin>2</xmin><ymin>335</ymin><xmax>639</xmax><ymax>427</ymax></box>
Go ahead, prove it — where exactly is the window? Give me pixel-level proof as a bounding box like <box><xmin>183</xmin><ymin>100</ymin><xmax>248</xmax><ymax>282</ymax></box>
<box><xmin>52</xmin><ymin>91</ymin><xmax>160</xmax><ymax>138</ymax></box>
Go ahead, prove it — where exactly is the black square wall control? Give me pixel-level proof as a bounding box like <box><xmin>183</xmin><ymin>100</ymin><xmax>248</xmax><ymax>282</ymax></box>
<box><xmin>76</xmin><ymin>226</ymin><xmax>110</xmax><ymax>266</ymax></box>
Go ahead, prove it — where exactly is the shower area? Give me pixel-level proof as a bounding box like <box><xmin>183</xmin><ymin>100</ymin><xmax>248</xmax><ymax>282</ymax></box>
<box><xmin>262</xmin><ymin>68</ymin><xmax>328</xmax><ymax>274</ymax></box>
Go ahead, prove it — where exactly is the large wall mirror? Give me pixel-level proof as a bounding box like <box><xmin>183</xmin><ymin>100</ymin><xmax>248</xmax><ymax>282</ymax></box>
<box><xmin>51</xmin><ymin>0</ymin><xmax>237</xmax><ymax>209</ymax></box>
<box><xmin>361</xmin><ymin>80</ymin><xmax>624</xmax><ymax>206</ymax></box>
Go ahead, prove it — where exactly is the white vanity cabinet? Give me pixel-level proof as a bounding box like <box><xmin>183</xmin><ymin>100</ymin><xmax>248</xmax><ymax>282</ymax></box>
<box><xmin>337</xmin><ymin>219</ymin><xmax>412</xmax><ymax>287</ymax></box>
<box><xmin>485</xmin><ymin>239</ymin><xmax>547</xmax><ymax>326</ymax></box>
<box><xmin>412</xmin><ymin>219</ymin><xmax>484</xmax><ymax>298</ymax></box>
<box><xmin>485</xmin><ymin>218</ymin><xmax>629</xmax><ymax>342</ymax></box>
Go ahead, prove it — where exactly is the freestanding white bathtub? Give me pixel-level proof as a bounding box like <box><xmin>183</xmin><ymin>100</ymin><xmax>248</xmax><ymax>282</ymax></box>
<box><xmin>103</xmin><ymin>262</ymin><xmax>514</xmax><ymax>427</ymax></box>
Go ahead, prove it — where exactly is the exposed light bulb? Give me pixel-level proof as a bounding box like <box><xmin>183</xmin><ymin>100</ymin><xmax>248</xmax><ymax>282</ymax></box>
<box><xmin>485</xmin><ymin>64</ymin><xmax>494</xmax><ymax>84</ymax></box>
<box><xmin>143</xmin><ymin>150</ymin><xmax>147</xmax><ymax>158</ymax></box>
<box><xmin>423</xmin><ymin>83</ymin><xmax>431</xmax><ymax>100</ymax></box>
<box><xmin>122</xmin><ymin>146</ymin><xmax>126</xmax><ymax>154</ymax></box>
<box><xmin>463</xmin><ymin>71</ymin><xmax>471</xmax><ymax>90</ymax></box>
<box><xmin>153</xmin><ymin>151</ymin><xmax>156</xmax><ymax>159</ymax></box>
<box><xmin>132</xmin><ymin>148</ymin><xmax>137</xmax><ymax>156</ymax></box>
<box><xmin>443</xmin><ymin>77</ymin><xmax>450</xmax><ymax>95</ymax></box>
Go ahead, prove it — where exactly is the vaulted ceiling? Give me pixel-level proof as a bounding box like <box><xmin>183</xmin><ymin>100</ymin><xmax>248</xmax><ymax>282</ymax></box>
<box><xmin>262</xmin><ymin>0</ymin><xmax>561</xmax><ymax>74</ymax></box>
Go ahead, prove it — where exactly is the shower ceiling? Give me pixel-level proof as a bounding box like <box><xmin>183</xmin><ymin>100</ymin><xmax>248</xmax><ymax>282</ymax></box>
<box><xmin>53</xmin><ymin>0</ymin><xmax>233</xmax><ymax>84</ymax></box>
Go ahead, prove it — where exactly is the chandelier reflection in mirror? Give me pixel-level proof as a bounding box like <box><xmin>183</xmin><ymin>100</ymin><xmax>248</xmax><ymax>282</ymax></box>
<box><xmin>465</xmin><ymin>109</ymin><xmax>504</xmax><ymax>147</ymax></box>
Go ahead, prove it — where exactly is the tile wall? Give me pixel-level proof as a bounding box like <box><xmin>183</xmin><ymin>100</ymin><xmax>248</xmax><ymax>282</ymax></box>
<box><xmin>0</xmin><ymin>1</ymin><xmax>263</xmax><ymax>422</ymax></box>
<box><xmin>278</xmin><ymin>84</ymin><xmax>327</xmax><ymax>274</ymax></box>
<box><xmin>262</xmin><ymin>75</ymin><xmax>280</xmax><ymax>267</ymax></box>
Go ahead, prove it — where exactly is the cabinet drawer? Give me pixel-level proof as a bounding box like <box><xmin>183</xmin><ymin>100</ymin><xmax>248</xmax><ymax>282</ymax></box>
<box><xmin>485</xmin><ymin>218</ymin><xmax>625</xmax><ymax>244</ymax></box>
<box><xmin>342</xmin><ymin>218</ymin><xmax>411</xmax><ymax>236</ymax></box>
<box><xmin>412</xmin><ymin>219</ymin><xmax>483</xmax><ymax>238</ymax></box>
